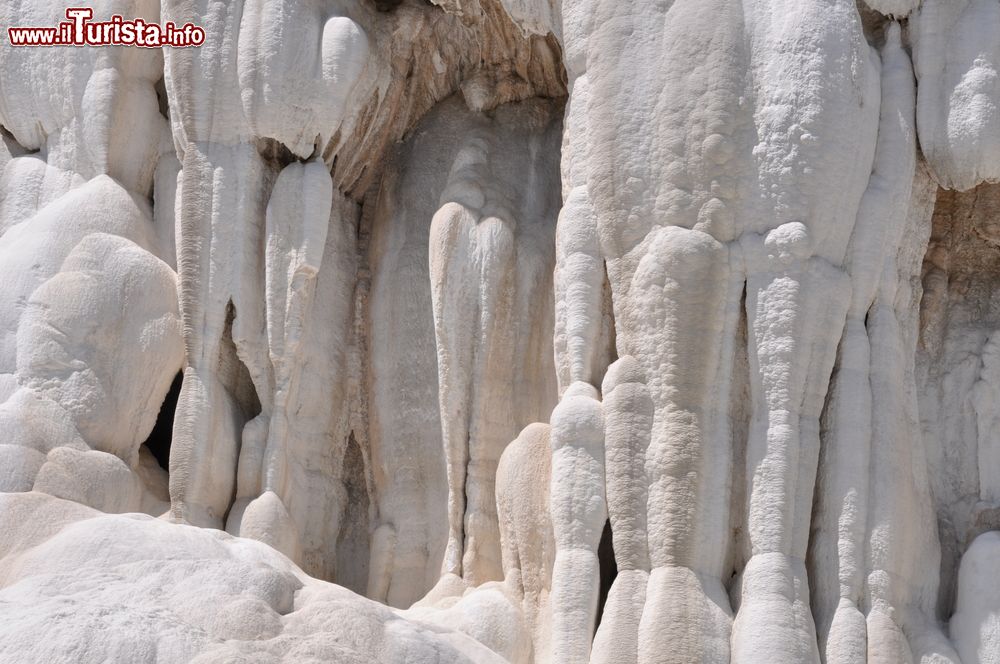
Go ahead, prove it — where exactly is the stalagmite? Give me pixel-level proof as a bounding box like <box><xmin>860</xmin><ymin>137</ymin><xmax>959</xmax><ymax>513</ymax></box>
<box><xmin>236</xmin><ymin>160</ymin><xmax>332</xmax><ymax>555</ymax></box>
<box><xmin>952</xmin><ymin>531</ymin><xmax>1000</xmax><ymax>664</ymax></box>
<box><xmin>810</xmin><ymin>23</ymin><xmax>917</xmax><ymax>663</ymax></box>
<box><xmin>428</xmin><ymin>99</ymin><xmax>560</xmax><ymax>586</ymax></box>
<box><xmin>591</xmin><ymin>357</ymin><xmax>650</xmax><ymax>664</ymax></box>
<box><xmin>912</xmin><ymin>0</ymin><xmax>1000</xmax><ymax>190</ymax></box>
<box><xmin>496</xmin><ymin>423</ymin><xmax>555</xmax><ymax>662</ymax></box>
<box><xmin>3</xmin><ymin>0</ymin><xmax>1000</xmax><ymax>662</ymax></box>
<box><xmin>548</xmin><ymin>381</ymin><xmax>606</xmax><ymax>663</ymax></box>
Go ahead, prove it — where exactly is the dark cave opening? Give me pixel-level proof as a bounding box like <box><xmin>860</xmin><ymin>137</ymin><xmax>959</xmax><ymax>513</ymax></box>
<box><xmin>142</xmin><ymin>372</ymin><xmax>183</xmax><ymax>471</ymax></box>
<box><xmin>595</xmin><ymin>518</ymin><xmax>618</xmax><ymax>632</ymax></box>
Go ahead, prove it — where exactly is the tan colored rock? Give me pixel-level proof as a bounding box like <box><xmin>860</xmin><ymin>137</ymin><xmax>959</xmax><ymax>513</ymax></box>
<box><xmin>2</xmin><ymin>1</ymin><xmax>1000</xmax><ymax>662</ymax></box>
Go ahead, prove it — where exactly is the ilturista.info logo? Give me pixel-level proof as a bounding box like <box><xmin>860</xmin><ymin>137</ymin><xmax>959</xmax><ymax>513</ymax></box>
<box><xmin>7</xmin><ymin>8</ymin><xmax>205</xmax><ymax>47</ymax></box>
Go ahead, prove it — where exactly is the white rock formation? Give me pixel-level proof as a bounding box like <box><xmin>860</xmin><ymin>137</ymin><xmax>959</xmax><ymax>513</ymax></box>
<box><xmin>2</xmin><ymin>1</ymin><xmax>1000</xmax><ymax>663</ymax></box>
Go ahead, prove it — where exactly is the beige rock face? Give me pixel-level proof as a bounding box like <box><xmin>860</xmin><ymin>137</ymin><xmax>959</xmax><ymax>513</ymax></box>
<box><xmin>2</xmin><ymin>1</ymin><xmax>1000</xmax><ymax>663</ymax></box>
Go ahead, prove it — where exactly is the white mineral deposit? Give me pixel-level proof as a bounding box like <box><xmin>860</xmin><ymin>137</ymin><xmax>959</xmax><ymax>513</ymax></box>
<box><xmin>0</xmin><ymin>1</ymin><xmax>999</xmax><ymax>662</ymax></box>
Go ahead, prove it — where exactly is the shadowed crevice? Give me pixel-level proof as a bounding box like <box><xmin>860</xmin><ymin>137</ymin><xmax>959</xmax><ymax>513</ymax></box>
<box><xmin>142</xmin><ymin>371</ymin><xmax>183</xmax><ymax>471</ymax></box>
<box><xmin>595</xmin><ymin>519</ymin><xmax>618</xmax><ymax>633</ymax></box>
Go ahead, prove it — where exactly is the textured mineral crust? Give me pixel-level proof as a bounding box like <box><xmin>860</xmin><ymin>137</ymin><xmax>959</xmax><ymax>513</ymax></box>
<box><xmin>1</xmin><ymin>1</ymin><xmax>1000</xmax><ymax>663</ymax></box>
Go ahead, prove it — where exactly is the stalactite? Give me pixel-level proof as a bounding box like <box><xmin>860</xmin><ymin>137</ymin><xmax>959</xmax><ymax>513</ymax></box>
<box><xmin>2</xmin><ymin>1</ymin><xmax>1000</xmax><ymax>662</ymax></box>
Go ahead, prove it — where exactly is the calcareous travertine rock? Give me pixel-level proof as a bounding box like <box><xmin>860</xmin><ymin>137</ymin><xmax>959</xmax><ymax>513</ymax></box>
<box><xmin>2</xmin><ymin>1</ymin><xmax>1000</xmax><ymax>663</ymax></box>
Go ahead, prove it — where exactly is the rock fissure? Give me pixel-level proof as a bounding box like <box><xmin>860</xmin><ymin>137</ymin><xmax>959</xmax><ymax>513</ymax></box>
<box><xmin>2</xmin><ymin>1</ymin><xmax>1000</xmax><ymax>663</ymax></box>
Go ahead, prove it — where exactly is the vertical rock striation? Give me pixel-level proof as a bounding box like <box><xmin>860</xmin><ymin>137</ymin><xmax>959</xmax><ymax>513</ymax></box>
<box><xmin>2</xmin><ymin>1</ymin><xmax>1000</xmax><ymax>663</ymax></box>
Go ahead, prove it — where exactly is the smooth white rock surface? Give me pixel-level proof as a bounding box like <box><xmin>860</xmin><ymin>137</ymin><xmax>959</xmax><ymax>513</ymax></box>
<box><xmin>1</xmin><ymin>1</ymin><xmax>1000</xmax><ymax>663</ymax></box>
